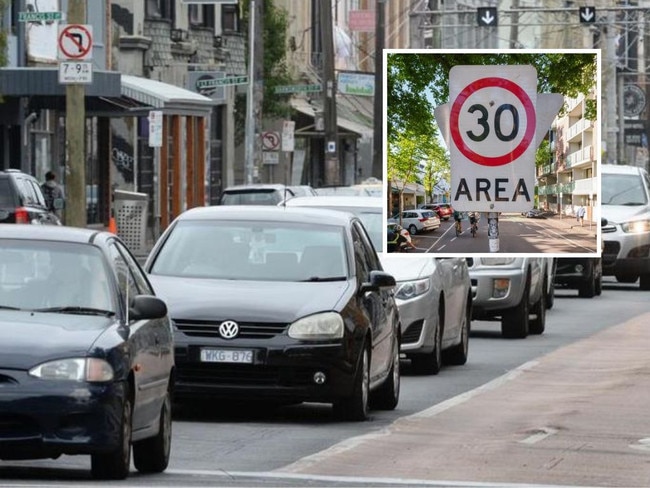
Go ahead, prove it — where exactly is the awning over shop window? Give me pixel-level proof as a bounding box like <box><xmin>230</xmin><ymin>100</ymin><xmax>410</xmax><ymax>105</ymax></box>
<box><xmin>121</xmin><ymin>75</ymin><xmax>214</xmax><ymax>116</ymax></box>
<box><xmin>290</xmin><ymin>97</ymin><xmax>374</xmax><ymax>138</ymax></box>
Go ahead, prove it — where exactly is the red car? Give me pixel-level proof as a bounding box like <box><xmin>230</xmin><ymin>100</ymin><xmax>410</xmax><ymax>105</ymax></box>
<box><xmin>421</xmin><ymin>203</ymin><xmax>453</xmax><ymax>221</ymax></box>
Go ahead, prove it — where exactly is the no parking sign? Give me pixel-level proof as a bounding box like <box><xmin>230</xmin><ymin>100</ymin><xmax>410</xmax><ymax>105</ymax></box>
<box><xmin>435</xmin><ymin>65</ymin><xmax>562</xmax><ymax>212</ymax></box>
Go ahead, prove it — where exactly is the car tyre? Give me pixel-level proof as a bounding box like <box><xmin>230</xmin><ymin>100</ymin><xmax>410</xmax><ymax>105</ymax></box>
<box><xmin>444</xmin><ymin>295</ymin><xmax>471</xmax><ymax>365</ymax></box>
<box><xmin>595</xmin><ymin>273</ymin><xmax>602</xmax><ymax>295</ymax></box>
<box><xmin>370</xmin><ymin>334</ymin><xmax>400</xmax><ymax>410</ymax></box>
<box><xmin>411</xmin><ymin>306</ymin><xmax>443</xmax><ymax>375</ymax></box>
<box><xmin>408</xmin><ymin>224</ymin><xmax>417</xmax><ymax>235</ymax></box>
<box><xmin>578</xmin><ymin>273</ymin><xmax>596</xmax><ymax>298</ymax></box>
<box><xmin>133</xmin><ymin>390</ymin><xmax>172</xmax><ymax>473</ymax></box>
<box><xmin>546</xmin><ymin>276</ymin><xmax>555</xmax><ymax>310</ymax></box>
<box><xmin>639</xmin><ymin>273</ymin><xmax>650</xmax><ymax>291</ymax></box>
<box><xmin>91</xmin><ymin>394</ymin><xmax>132</xmax><ymax>480</ymax></box>
<box><xmin>333</xmin><ymin>345</ymin><xmax>369</xmax><ymax>421</ymax></box>
<box><xmin>529</xmin><ymin>284</ymin><xmax>546</xmax><ymax>335</ymax></box>
<box><xmin>616</xmin><ymin>273</ymin><xmax>638</xmax><ymax>284</ymax></box>
<box><xmin>501</xmin><ymin>277</ymin><xmax>529</xmax><ymax>339</ymax></box>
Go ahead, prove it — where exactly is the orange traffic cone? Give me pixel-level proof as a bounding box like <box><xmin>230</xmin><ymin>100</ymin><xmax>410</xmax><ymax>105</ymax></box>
<box><xmin>108</xmin><ymin>217</ymin><xmax>117</xmax><ymax>234</ymax></box>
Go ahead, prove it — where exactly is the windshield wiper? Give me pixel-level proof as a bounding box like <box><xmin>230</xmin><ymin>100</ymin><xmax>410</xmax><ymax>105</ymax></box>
<box><xmin>33</xmin><ymin>306</ymin><xmax>116</xmax><ymax>317</ymax></box>
<box><xmin>300</xmin><ymin>276</ymin><xmax>347</xmax><ymax>282</ymax></box>
<box><xmin>0</xmin><ymin>305</ymin><xmax>21</xmax><ymax>310</ymax></box>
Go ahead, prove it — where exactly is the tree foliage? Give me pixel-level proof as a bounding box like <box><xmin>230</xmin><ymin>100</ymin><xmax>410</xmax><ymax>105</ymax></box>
<box><xmin>387</xmin><ymin>52</ymin><xmax>597</xmax><ymax>141</ymax></box>
<box><xmin>235</xmin><ymin>0</ymin><xmax>293</xmax><ymax>144</ymax></box>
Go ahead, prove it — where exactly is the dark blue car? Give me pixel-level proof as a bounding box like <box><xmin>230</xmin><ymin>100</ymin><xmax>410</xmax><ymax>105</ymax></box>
<box><xmin>0</xmin><ymin>225</ymin><xmax>174</xmax><ymax>480</ymax></box>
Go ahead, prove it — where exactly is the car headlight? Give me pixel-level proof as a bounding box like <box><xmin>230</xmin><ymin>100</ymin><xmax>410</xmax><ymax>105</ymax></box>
<box><xmin>621</xmin><ymin>220</ymin><xmax>650</xmax><ymax>234</ymax></box>
<box><xmin>481</xmin><ymin>257</ymin><xmax>516</xmax><ymax>265</ymax></box>
<box><xmin>29</xmin><ymin>358</ymin><xmax>114</xmax><ymax>382</ymax></box>
<box><xmin>395</xmin><ymin>278</ymin><xmax>430</xmax><ymax>300</ymax></box>
<box><xmin>288</xmin><ymin>312</ymin><xmax>344</xmax><ymax>340</ymax></box>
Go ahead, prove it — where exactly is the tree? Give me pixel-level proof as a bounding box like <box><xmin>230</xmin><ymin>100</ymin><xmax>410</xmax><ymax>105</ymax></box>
<box><xmin>235</xmin><ymin>0</ymin><xmax>293</xmax><ymax>145</ymax></box>
<box><xmin>387</xmin><ymin>52</ymin><xmax>597</xmax><ymax>141</ymax></box>
<box><xmin>422</xmin><ymin>157</ymin><xmax>450</xmax><ymax>202</ymax></box>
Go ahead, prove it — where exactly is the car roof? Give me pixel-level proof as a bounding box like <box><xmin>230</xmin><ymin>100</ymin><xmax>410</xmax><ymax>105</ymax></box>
<box><xmin>601</xmin><ymin>164</ymin><xmax>648</xmax><ymax>175</ymax></box>
<box><xmin>283</xmin><ymin>195</ymin><xmax>381</xmax><ymax>209</ymax></box>
<box><xmin>177</xmin><ymin>205</ymin><xmax>357</xmax><ymax>226</ymax></box>
<box><xmin>0</xmin><ymin>223</ymin><xmax>109</xmax><ymax>244</ymax></box>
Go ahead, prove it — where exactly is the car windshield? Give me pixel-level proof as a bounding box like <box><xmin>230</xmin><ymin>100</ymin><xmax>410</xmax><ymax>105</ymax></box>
<box><xmin>150</xmin><ymin>220</ymin><xmax>349</xmax><ymax>282</ymax></box>
<box><xmin>311</xmin><ymin>206</ymin><xmax>382</xmax><ymax>251</ymax></box>
<box><xmin>0</xmin><ymin>240</ymin><xmax>114</xmax><ymax>313</ymax></box>
<box><xmin>602</xmin><ymin>174</ymin><xmax>648</xmax><ymax>205</ymax></box>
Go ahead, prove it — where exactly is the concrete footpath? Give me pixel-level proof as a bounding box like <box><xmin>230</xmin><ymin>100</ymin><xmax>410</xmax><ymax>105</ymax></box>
<box><xmin>279</xmin><ymin>312</ymin><xmax>650</xmax><ymax>487</ymax></box>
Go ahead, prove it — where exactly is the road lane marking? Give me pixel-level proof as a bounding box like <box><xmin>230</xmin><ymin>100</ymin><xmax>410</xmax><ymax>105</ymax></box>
<box><xmin>519</xmin><ymin>427</ymin><xmax>559</xmax><ymax>444</ymax></box>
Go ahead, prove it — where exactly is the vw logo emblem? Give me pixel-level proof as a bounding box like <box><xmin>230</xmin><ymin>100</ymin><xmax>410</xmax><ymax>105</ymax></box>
<box><xmin>219</xmin><ymin>320</ymin><xmax>239</xmax><ymax>339</ymax></box>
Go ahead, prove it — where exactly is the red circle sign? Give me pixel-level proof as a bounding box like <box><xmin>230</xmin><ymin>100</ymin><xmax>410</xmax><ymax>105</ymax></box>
<box><xmin>450</xmin><ymin>77</ymin><xmax>536</xmax><ymax>167</ymax></box>
<box><xmin>58</xmin><ymin>25</ymin><xmax>92</xmax><ymax>59</ymax></box>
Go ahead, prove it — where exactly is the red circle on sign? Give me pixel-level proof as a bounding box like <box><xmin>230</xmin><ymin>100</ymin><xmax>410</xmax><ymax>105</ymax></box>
<box><xmin>450</xmin><ymin>77</ymin><xmax>536</xmax><ymax>167</ymax></box>
<box><xmin>59</xmin><ymin>25</ymin><xmax>92</xmax><ymax>59</ymax></box>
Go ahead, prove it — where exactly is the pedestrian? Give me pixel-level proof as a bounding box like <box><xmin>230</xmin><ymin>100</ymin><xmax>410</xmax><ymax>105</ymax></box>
<box><xmin>576</xmin><ymin>205</ymin><xmax>586</xmax><ymax>227</ymax></box>
<box><xmin>41</xmin><ymin>170</ymin><xmax>65</xmax><ymax>221</ymax></box>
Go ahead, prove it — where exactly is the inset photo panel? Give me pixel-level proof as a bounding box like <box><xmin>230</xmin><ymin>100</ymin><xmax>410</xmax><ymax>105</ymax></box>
<box><xmin>384</xmin><ymin>49</ymin><xmax>601</xmax><ymax>258</ymax></box>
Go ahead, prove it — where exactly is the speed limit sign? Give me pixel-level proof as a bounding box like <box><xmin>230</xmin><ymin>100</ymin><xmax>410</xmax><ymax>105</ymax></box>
<box><xmin>437</xmin><ymin>65</ymin><xmax>562</xmax><ymax>213</ymax></box>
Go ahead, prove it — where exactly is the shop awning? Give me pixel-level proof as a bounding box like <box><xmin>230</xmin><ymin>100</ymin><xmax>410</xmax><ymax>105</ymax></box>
<box><xmin>121</xmin><ymin>75</ymin><xmax>214</xmax><ymax>116</ymax></box>
<box><xmin>290</xmin><ymin>97</ymin><xmax>374</xmax><ymax>138</ymax></box>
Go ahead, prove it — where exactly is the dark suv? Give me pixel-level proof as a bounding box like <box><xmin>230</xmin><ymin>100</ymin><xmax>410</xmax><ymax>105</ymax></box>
<box><xmin>0</xmin><ymin>169</ymin><xmax>61</xmax><ymax>225</ymax></box>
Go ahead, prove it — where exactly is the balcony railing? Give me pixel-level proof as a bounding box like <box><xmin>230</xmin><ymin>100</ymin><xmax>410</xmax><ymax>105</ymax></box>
<box><xmin>566</xmin><ymin>145</ymin><xmax>594</xmax><ymax>168</ymax></box>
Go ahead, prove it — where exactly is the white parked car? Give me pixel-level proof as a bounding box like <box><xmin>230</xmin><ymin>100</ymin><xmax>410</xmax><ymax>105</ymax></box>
<box><xmin>380</xmin><ymin>256</ymin><xmax>472</xmax><ymax>375</ymax></box>
<box><xmin>601</xmin><ymin>164</ymin><xmax>650</xmax><ymax>290</ymax></box>
<box><xmin>397</xmin><ymin>209</ymin><xmax>441</xmax><ymax>235</ymax></box>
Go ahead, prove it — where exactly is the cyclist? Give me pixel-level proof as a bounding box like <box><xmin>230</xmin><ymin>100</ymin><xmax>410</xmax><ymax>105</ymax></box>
<box><xmin>453</xmin><ymin>209</ymin><xmax>464</xmax><ymax>234</ymax></box>
<box><xmin>468</xmin><ymin>211</ymin><xmax>480</xmax><ymax>236</ymax></box>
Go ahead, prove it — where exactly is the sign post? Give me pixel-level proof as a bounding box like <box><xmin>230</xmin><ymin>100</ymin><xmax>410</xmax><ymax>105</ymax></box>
<box><xmin>435</xmin><ymin>65</ymin><xmax>563</xmax><ymax>252</ymax></box>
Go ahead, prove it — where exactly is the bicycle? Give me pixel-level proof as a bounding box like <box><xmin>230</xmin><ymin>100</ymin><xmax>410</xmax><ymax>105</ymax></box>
<box><xmin>471</xmin><ymin>220</ymin><xmax>478</xmax><ymax>237</ymax></box>
<box><xmin>455</xmin><ymin>219</ymin><xmax>462</xmax><ymax>237</ymax></box>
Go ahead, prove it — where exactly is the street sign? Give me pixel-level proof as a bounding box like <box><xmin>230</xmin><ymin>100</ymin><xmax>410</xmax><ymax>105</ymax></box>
<box><xmin>274</xmin><ymin>84</ymin><xmax>322</xmax><ymax>94</ymax></box>
<box><xmin>282</xmin><ymin>121</ymin><xmax>295</xmax><ymax>152</ymax></box>
<box><xmin>19</xmin><ymin>11</ymin><xmax>63</xmax><ymax>22</ymax></box>
<box><xmin>58</xmin><ymin>24</ymin><xmax>93</xmax><ymax>60</ymax></box>
<box><xmin>262</xmin><ymin>131</ymin><xmax>280</xmax><ymax>151</ymax></box>
<box><xmin>196</xmin><ymin>76</ymin><xmax>248</xmax><ymax>89</ymax></box>
<box><xmin>579</xmin><ymin>7</ymin><xmax>596</xmax><ymax>24</ymax></box>
<box><xmin>148</xmin><ymin>111</ymin><xmax>163</xmax><ymax>148</ymax></box>
<box><xmin>435</xmin><ymin>65</ymin><xmax>562</xmax><ymax>213</ymax></box>
<box><xmin>58</xmin><ymin>61</ymin><xmax>92</xmax><ymax>84</ymax></box>
<box><xmin>477</xmin><ymin>7</ymin><xmax>497</xmax><ymax>27</ymax></box>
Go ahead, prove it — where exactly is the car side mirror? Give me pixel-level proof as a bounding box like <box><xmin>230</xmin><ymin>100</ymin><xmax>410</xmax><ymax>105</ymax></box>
<box><xmin>360</xmin><ymin>270</ymin><xmax>396</xmax><ymax>294</ymax></box>
<box><xmin>601</xmin><ymin>217</ymin><xmax>608</xmax><ymax>226</ymax></box>
<box><xmin>129</xmin><ymin>295</ymin><xmax>168</xmax><ymax>321</ymax></box>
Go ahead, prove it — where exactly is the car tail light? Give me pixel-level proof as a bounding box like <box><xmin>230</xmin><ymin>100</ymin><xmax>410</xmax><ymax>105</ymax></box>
<box><xmin>419</xmin><ymin>217</ymin><xmax>427</xmax><ymax>222</ymax></box>
<box><xmin>15</xmin><ymin>207</ymin><xmax>29</xmax><ymax>224</ymax></box>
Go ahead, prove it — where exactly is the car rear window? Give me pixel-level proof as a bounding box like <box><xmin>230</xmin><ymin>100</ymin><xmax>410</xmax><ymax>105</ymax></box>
<box><xmin>0</xmin><ymin>179</ymin><xmax>14</xmax><ymax>207</ymax></box>
<box><xmin>422</xmin><ymin>211</ymin><xmax>436</xmax><ymax>218</ymax></box>
<box><xmin>221</xmin><ymin>190</ymin><xmax>282</xmax><ymax>205</ymax></box>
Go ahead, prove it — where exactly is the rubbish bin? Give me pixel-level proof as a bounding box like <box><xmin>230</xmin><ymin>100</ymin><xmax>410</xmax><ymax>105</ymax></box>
<box><xmin>113</xmin><ymin>190</ymin><xmax>149</xmax><ymax>255</ymax></box>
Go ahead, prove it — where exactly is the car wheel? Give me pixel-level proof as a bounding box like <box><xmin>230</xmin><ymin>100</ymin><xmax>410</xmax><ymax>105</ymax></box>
<box><xmin>333</xmin><ymin>345</ymin><xmax>370</xmax><ymax>421</ymax></box>
<box><xmin>578</xmin><ymin>272</ymin><xmax>596</xmax><ymax>298</ymax></box>
<box><xmin>639</xmin><ymin>273</ymin><xmax>650</xmax><ymax>291</ymax></box>
<box><xmin>501</xmin><ymin>277</ymin><xmax>529</xmax><ymax>339</ymax></box>
<box><xmin>546</xmin><ymin>276</ymin><xmax>555</xmax><ymax>310</ymax></box>
<box><xmin>529</xmin><ymin>284</ymin><xmax>546</xmax><ymax>335</ymax></box>
<box><xmin>444</xmin><ymin>295</ymin><xmax>471</xmax><ymax>365</ymax></box>
<box><xmin>595</xmin><ymin>273</ymin><xmax>603</xmax><ymax>295</ymax></box>
<box><xmin>133</xmin><ymin>390</ymin><xmax>172</xmax><ymax>473</ymax></box>
<box><xmin>408</xmin><ymin>224</ymin><xmax>417</xmax><ymax>235</ymax></box>
<box><xmin>412</xmin><ymin>306</ymin><xmax>443</xmax><ymax>375</ymax></box>
<box><xmin>91</xmin><ymin>394</ymin><xmax>132</xmax><ymax>480</ymax></box>
<box><xmin>370</xmin><ymin>334</ymin><xmax>400</xmax><ymax>410</ymax></box>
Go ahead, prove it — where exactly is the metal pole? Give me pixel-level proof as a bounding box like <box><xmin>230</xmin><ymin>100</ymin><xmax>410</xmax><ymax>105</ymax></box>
<box><xmin>372</xmin><ymin>0</ymin><xmax>385</xmax><ymax>180</ymax></box>
<box><xmin>66</xmin><ymin>0</ymin><xmax>87</xmax><ymax>227</ymax></box>
<box><xmin>604</xmin><ymin>10</ymin><xmax>618</xmax><ymax>165</ymax></box>
<box><xmin>487</xmin><ymin>212</ymin><xmax>499</xmax><ymax>253</ymax></box>
<box><xmin>244</xmin><ymin>0</ymin><xmax>256</xmax><ymax>184</ymax></box>
<box><xmin>321</xmin><ymin>0</ymin><xmax>339</xmax><ymax>186</ymax></box>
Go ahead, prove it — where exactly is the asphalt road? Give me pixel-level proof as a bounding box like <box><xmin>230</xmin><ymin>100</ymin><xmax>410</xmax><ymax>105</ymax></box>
<box><xmin>404</xmin><ymin>213</ymin><xmax>598</xmax><ymax>254</ymax></box>
<box><xmin>2</xmin><ymin>278</ymin><xmax>648</xmax><ymax>487</ymax></box>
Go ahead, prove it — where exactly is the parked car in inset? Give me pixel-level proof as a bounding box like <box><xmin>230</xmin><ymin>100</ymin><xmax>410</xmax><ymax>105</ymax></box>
<box><xmin>144</xmin><ymin>206</ymin><xmax>401</xmax><ymax>421</ymax></box>
<box><xmin>380</xmin><ymin>256</ymin><xmax>472</xmax><ymax>375</ymax></box>
<box><xmin>0</xmin><ymin>225</ymin><xmax>174</xmax><ymax>480</ymax></box>
<box><xmin>396</xmin><ymin>209</ymin><xmax>441</xmax><ymax>235</ymax></box>
<box><xmin>220</xmin><ymin>184</ymin><xmax>295</xmax><ymax>205</ymax></box>
<box><xmin>554</xmin><ymin>257</ymin><xmax>602</xmax><ymax>298</ymax></box>
<box><xmin>467</xmin><ymin>257</ymin><xmax>548</xmax><ymax>338</ymax></box>
<box><xmin>420</xmin><ymin>203</ymin><xmax>453</xmax><ymax>221</ymax></box>
<box><xmin>601</xmin><ymin>164</ymin><xmax>650</xmax><ymax>290</ymax></box>
<box><xmin>0</xmin><ymin>169</ymin><xmax>61</xmax><ymax>225</ymax></box>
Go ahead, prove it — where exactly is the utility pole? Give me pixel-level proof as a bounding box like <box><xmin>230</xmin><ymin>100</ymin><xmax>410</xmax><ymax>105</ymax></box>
<box><xmin>372</xmin><ymin>0</ymin><xmax>385</xmax><ymax>180</ymax></box>
<box><xmin>244</xmin><ymin>0</ymin><xmax>256</xmax><ymax>184</ymax></box>
<box><xmin>66</xmin><ymin>0</ymin><xmax>87</xmax><ymax>227</ymax></box>
<box><xmin>320</xmin><ymin>0</ymin><xmax>339</xmax><ymax>186</ymax></box>
<box><xmin>604</xmin><ymin>10</ymin><xmax>618</xmax><ymax>165</ymax></box>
